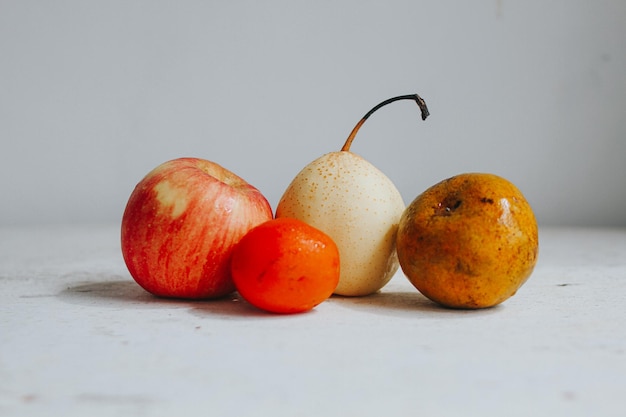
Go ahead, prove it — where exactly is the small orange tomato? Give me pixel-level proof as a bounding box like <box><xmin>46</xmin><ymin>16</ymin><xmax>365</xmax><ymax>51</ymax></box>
<box><xmin>230</xmin><ymin>218</ymin><xmax>340</xmax><ymax>314</ymax></box>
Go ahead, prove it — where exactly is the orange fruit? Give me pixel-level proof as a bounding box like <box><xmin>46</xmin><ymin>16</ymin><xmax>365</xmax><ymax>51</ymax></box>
<box><xmin>396</xmin><ymin>173</ymin><xmax>539</xmax><ymax>309</ymax></box>
<box><xmin>230</xmin><ymin>218</ymin><xmax>340</xmax><ymax>314</ymax></box>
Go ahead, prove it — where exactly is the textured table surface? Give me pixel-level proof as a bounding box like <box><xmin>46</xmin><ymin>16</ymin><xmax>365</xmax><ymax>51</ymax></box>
<box><xmin>1</xmin><ymin>225</ymin><xmax>625</xmax><ymax>416</ymax></box>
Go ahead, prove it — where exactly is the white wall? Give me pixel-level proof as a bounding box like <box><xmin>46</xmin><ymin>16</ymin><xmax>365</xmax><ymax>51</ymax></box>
<box><xmin>1</xmin><ymin>1</ymin><xmax>625</xmax><ymax>227</ymax></box>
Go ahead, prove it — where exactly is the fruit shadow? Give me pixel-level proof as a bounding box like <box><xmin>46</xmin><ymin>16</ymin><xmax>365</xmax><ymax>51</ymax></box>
<box><xmin>57</xmin><ymin>274</ymin><xmax>278</xmax><ymax>319</ymax></box>
<box><xmin>330</xmin><ymin>289</ymin><xmax>503</xmax><ymax>318</ymax></box>
<box><xmin>57</xmin><ymin>274</ymin><xmax>500</xmax><ymax>319</ymax></box>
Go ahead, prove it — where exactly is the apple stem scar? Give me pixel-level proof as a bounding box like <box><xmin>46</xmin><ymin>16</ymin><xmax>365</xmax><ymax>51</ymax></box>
<box><xmin>341</xmin><ymin>94</ymin><xmax>430</xmax><ymax>152</ymax></box>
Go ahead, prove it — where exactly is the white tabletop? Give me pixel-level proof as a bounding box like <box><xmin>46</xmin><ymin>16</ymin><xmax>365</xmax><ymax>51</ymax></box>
<box><xmin>1</xmin><ymin>225</ymin><xmax>625</xmax><ymax>416</ymax></box>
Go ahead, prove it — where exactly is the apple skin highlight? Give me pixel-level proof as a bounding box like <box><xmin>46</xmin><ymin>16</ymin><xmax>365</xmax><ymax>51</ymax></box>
<box><xmin>121</xmin><ymin>157</ymin><xmax>273</xmax><ymax>299</ymax></box>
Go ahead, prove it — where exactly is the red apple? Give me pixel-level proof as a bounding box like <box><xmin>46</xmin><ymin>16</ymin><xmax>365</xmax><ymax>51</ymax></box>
<box><xmin>121</xmin><ymin>157</ymin><xmax>273</xmax><ymax>299</ymax></box>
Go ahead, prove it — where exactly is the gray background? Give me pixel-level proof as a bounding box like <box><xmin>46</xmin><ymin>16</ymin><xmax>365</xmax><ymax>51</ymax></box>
<box><xmin>1</xmin><ymin>1</ymin><xmax>625</xmax><ymax>227</ymax></box>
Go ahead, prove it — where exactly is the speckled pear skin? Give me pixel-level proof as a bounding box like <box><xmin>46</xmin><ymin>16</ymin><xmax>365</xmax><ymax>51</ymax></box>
<box><xmin>396</xmin><ymin>173</ymin><xmax>539</xmax><ymax>309</ymax></box>
<box><xmin>276</xmin><ymin>151</ymin><xmax>406</xmax><ymax>296</ymax></box>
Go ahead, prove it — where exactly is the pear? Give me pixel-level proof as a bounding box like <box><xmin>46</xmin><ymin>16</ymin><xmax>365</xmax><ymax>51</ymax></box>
<box><xmin>276</xmin><ymin>94</ymin><xmax>429</xmax><ymax>296</ymax></box>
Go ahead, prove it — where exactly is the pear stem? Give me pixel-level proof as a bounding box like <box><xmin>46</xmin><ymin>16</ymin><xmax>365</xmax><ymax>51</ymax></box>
<box><xmin>340</xmin><ymin>94</ymin><xmax>429</xmax><ymax>152</ymax></box>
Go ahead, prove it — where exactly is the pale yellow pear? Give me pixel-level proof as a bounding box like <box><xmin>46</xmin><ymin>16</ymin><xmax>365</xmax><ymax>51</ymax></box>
<box><xmin>276</xmin><ymin>94</ymin><xmax>429</xmax><ymax>296</ymax></box>
<box><xmin>276</xmin><ymin>151</ymin><xmax>405</xmax><ymax>296</ymax></box>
